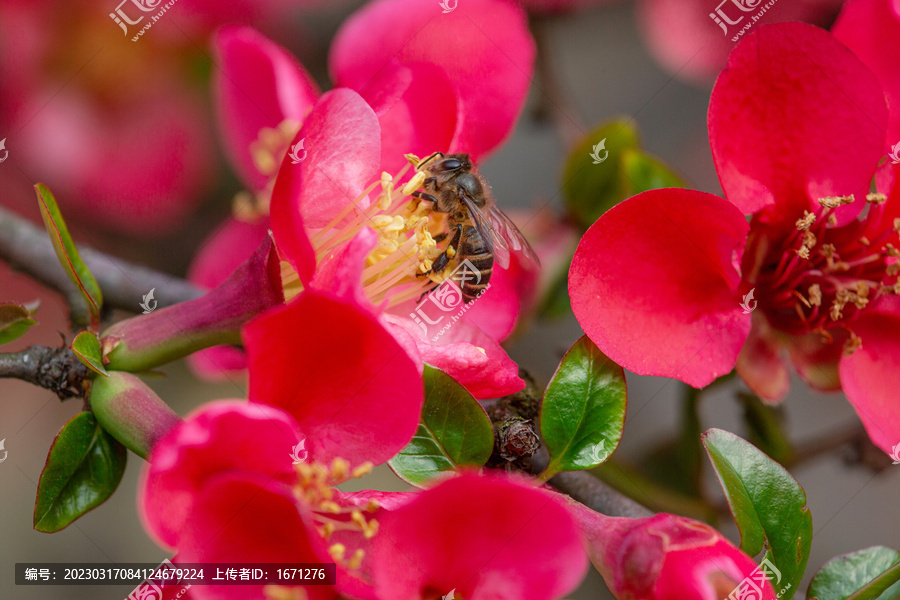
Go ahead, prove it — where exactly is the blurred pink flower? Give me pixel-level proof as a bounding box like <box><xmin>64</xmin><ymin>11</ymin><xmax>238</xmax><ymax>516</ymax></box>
<box><xmin>569</xmin><ymin>23</ymin><xmax>900</xmax><ymax>455</ymax></box>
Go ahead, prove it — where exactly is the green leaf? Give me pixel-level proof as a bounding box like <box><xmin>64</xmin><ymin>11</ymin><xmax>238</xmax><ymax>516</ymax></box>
<box><xmin>703</xmin><ymin>428</ymin><xmax>812</xmax><ymax>600</ymax></box>
<box><xmin>71</xmin><ymin>331</ymin><xmax>108</xmax><ymax>376</ymax></box>
<box><xmin>0</xmin><ymin>302</ymin><xmax>39</xmax><ymax>344</ymax></box>
<box><xmin>562</xmin><ymin>119</ymin><xmax>640</xmax><ymax>228</ymax></box>
<box><xmin>34</xmin><ymin>412</ymin><xmax>127</xmax><ymax>532</ymax></box>
<box><xmin>35</xmin><ymin>184</ymin><xmax>103</xmax><ymax>329</ymax></box>
<box><xmin>620</xmin><ymin>149</ymin><xmax>685</xmax><ymax>194</ymax></box>
<box><xmin>389</xmin><ymin>365</ymin><xmax>494</xmax><ymax>486</ymax></box>
<box><xmin>808</xmin><ymin>546</ymin><xmax>900</xmax><ymax>600</ymax></box>
<box><xmin>540</xmin><ymin>336</ymin><xmax>627</xmax><ymax>479</ymax></box>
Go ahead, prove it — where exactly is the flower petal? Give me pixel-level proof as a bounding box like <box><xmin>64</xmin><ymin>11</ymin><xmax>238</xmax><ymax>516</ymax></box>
<box><xmin>330</xmin><ymin>0</ymin><xmax>534</xmax><ymax>161</ymax></box>
<box><xmin>244</xmin><ymin>291</ymin><xmax>424</xmax><ymax>466</ymax></box>
<box><xmin>569</xmin><ymin>189</ymin><xmax>751</xmax><ymax>387</ymax></box>
<box><xmin>709</xmin><ymin>22</ymin><xmax>887</xmax><ymax>216</ymax></box>
<box><xmin>370</xmin><ymin>472</ymin><xmax>587</xmax><ymax>600</ymax></box>
<box><xmin>384</xmin><ymin>313</ymin><xmax>524</xmax><ymax>399</ymax></box>
<box><xmin>736</xmin><ymin>312</ymin><xmax>791</xmax><ymax>402</ymax></box>
<box><xmin>270</xmin><ymin>89</ymin><xmax>382</xmax><ymax>284</ymax></box>
<box><xmin>175</xmin><ymin>474</ymin><xmax>334</xmax><ymax>600</ymax></box>
<box><xmin>833</xmin><ymin>0</ymin><xmax>900</xmax><ymax>143</ymax></box>
<box><xmin>838</xmin><ymin>296</ymin><xmax>900</xmax><ymax>456</ymax></box>
<box><xmin>139</xmin><ymin>401</ymin><xmax>302</xmax><ymax>550</ymax></box>
<box><xmin>214</xmin><ymin>25</ymin><xmax>320</xmax><ymax>191</ymax></box>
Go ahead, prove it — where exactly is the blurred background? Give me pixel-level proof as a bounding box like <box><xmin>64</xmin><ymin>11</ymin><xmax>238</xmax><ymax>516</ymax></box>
<box><xmin>1</xmin><ymin>0</ymin><xmax>897</xmax><ymax>598</ymax></box>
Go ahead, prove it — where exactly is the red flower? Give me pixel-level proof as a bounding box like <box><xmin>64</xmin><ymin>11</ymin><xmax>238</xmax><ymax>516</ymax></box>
<box><xmin>369</xmin><ymin>471</ymin><xmax>588</xmax><ymax>600</ymax></box>
<box><xmin>570</xmin><ymin>503</ymin><xmax>777</xmax><ymax>600</ymax></box>
<box><xmin>569</xmin><ymin>23</ymin><xmax>900</xmax><ymax>455</ymax></box>
<box><xmin>189</xmin><ymin>0</ymin><xmax>535</xmax><ymax>382</ymax></box>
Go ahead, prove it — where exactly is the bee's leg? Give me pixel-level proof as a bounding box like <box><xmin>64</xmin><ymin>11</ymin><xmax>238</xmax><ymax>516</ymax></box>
<box><xmin>411</xmin><ymin>190</ymin><xmax>439</xmax><ymax>205</ymax></box>
<box><xmin>432</xmin><ymin>232</ymin><xmax>448</xmax><ymax>243</ymax></box>
<box><xmin>418</xmin><ymin>223</ymin><xmax>462</xmax><ymax>278</ymax></box>
<box><xmin>423</xmin><ymin>177</ymin><xmax>436</xmax><ymax>187</ymax></box>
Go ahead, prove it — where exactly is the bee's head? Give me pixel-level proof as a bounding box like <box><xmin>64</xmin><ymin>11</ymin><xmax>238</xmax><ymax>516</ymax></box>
<box><xmin>432</xmin><ymin>153</ymin><xmax>471</xmax><ymax>175</ymax></box>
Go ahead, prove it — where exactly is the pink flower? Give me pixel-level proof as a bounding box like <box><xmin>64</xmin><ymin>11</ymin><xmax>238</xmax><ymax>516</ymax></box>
<box><xmin>189</xmin><ymin>1</ymin><xmax>535</xmax><ymax>381</ymax></box>
<box><xmin>268</xmin><ymin>89</ymin><xmax>529</xmax><ymax>398</ymax></box>
<box><xmin>636</xmin><ymin>0</ymin><xmax>844</xmax><ymax>83</ymax></box>
<box><xmin>570</xmin><ymin>502</ymin><xmax>776</xmax><ymax>600</ymax></box>
<box><xmin>569</xmin><ymin>23</ymin><xmax>900</xmax><ymax>455</ymax></box>
<box><xmin>369</xmin><ymin>471</ymin><xmax>588</xmax><ymax>600</ymax></box>
<box><xmin>832</xmin><ymin>0</ymin><xmax>900</xmax><ymax>142</ymax></box>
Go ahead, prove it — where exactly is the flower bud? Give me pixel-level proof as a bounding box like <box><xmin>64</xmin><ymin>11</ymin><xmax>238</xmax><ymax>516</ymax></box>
<box><xmin>102</xmin><ymin>236</ymin><xmax>283</xmax><ymax>373</ymax></box>
<box><xmin>89</xmin><ymin>372</ymin><xmax>180</xmax><ymax>459</ymax></box>
<box><xmin>569</xmin><ymin>502</ymin><xmax>777</xmax><ymax>600</ymax></box>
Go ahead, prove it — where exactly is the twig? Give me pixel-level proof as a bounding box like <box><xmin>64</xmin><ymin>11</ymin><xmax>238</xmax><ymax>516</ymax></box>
<box><xmin>0</xmin><ymin>205</ymin><xmax>204</xmax><ymax>313</ymax></box>
<box><xmin>0</xmin><ymin>345</ymin><xmax>91</xmax><ymax>400</ymax></box>
<box><xmin>548</xmin><ymin>470</ymin><xmax>654</xmax><ymax>518</ymax></box>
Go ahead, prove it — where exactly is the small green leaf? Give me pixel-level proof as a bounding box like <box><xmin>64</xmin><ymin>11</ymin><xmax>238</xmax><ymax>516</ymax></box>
<box><xmin>35</xmin><ymin>184</ymin><xmax>103</xmax><ymax>329</ymax></box>
<box><xmin>389</xmin><ymin>365</ymin><xmax>494</xmax><ymax>486</ymax></box>
<box><xmin>807</xmin><ymin>546</ymin><xmax>900</xmax><ymax>600</ymax></box>
<box><xmin>620</xmin><ymin>149</ymin><xmax>685</xmax><ymax>194</ymax></box>
<box><xmin>34</xmin><ymin>412</ymin><xmax>127</xmax><ymax>532</ymax></box>
<box><xmin>703</xmin><ymin>428</ymin><xmax>812</xmax><ymax>600</ymax></box>
<box><xmin>562</xmin><ymin>119</ymin><xmax>640</xmax><ymax>228</ymax></box>
<box><xmin>0</xmin><ymin>302</ymin><xmax>38</xmax><ymax>344</ymax></box>
<box><xmin>71</xmin><ymin>331</ymin><xmax>108</xmax><ymax>376</ymax></box>
<box><xmin>540</xmin><ymin>336</ymin><xmax>627</xmax><ymax>479</ymax></box>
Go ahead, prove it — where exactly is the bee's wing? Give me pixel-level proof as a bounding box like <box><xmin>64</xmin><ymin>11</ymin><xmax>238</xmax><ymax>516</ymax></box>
<box><xmin>458</xmin><ymin>192</ymin><xmax>510</xmax><ymax>268</ymax></box>
<box><xmin>486</xmin><ymin>205</ymin><xmax>540</xmax><ymax>269</ymax></box>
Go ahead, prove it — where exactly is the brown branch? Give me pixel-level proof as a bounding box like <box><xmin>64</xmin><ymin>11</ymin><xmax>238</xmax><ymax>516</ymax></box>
<box><xmin>0</xmin><ymin>345</ymin><xmax>91</xmax><ymax>400</ymax></box>
<box><xmin>0</xmin><ymin>205</ymin><xmax>204</xmax><ymax>314</ymax></box>
<box><xmin>548</xmin><ymin>470</ymin><xmax>654</xmax><ymax>518</ymax></box>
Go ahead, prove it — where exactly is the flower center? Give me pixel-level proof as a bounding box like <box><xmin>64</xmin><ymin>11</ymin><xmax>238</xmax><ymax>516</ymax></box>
<box><xmin>292</xmin><ymin>458</ymin><xmax>378</xmax><ymax>570</ymax></box>
<box><xmin>750</xmin><ymin>193</ymin><xmax>900</xmax><ymax>352</ymax></box>
<box><xmin>280</xmin><ymin>153</ymin><xmax>459</xmax><ymax>307</ymax></box>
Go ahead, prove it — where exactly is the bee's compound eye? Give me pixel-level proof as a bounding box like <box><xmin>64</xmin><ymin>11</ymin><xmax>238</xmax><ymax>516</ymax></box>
<box><xmin>441</xmin><ymin>159</ymin><xmax>462</xmax><ymax>171</ymax></box>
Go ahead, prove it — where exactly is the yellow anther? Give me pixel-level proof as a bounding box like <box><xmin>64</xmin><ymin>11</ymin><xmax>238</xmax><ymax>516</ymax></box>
<box><xmin>819</xmin><ymin>195</ymin><xmax>854</xmax><ymax>208</ymax></box>
<box><xmin>320</xmin><ymin>501</ymin><xmax>342</xmax><ymax>514</ymax></box>
<box><xmin>866</xmin><ymin>193</ymin><xmax>887</xmax><ymax>204</ymax></box>
<box><xmin>808</xmin><ymin>284</ymin><xmax>822</xmax><ymax>307</ymax></box>
<box><xmin>330</xmin><ymin>457</ymin><xmax>351</xmax><ymax>482</ymax></box>
<box><xmin>364</xmin><ymin>518</ymin><xmax>380</xmax><ymax>539</ymax></box>
<box><xmin>447</xmin><ymin>246</ymin><xmax>457</xmax><ymax>258</ymax></box>
<box><xmin>351</xmin><ymin>462</ymin><xmax>374</xmax><ymax>479</ymax></box>
<box><xmin>405</xmin><ymin>153</ymin><xmax>422</xmax><ymax>167</ymax></box>
<box><xmin>348</xmin><ymin>549</ymin><xmax>365</xmax><ymax>570</ymax></box>
<box><xmin>319</xmin><ymin>522</ymin><xmax>335</xmax><ymax>540</ymax></box>
<box><xmin>844</xmin><ymin>331</ymin><xmax>863</xmax><ymax>355</ymax></box>
<box><xmin>328</xmin><ymin>544</ymin><xmax>346</xmax><ymax>562</ymax></box>
<box><xmin>366</xmin><ymin>499</ymin><xmax>380</xmax><ymax>513</ymax></box>
<box><xmin>893</xmin><ymin>218</ymin><xmax>900</xmax><ymax>233</ymax></box>
<box><xmin>351</xmin><ymin>510</ymin><xmax>367</xmax><ymax>530</ymax></box>
<box><xmin>796</xmin><ymin>211</ymin><xmax>816</xmax><ymax>231</ymax></box>
<box><xmin>885</xmin><ymin>244</ymin><xmax>900</xmax><ymax>258</ymax></box>
<box><xmin>402</xmin><ymin>171</ymin><xmax>427</xmax><ymax>195</ymax></box>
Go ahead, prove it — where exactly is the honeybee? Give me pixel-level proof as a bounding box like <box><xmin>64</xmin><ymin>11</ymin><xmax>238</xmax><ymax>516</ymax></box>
<box><xmin>413</xmin><ymin>152</ymin><xmax>540</xmax><ymax>302</ymax></box>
